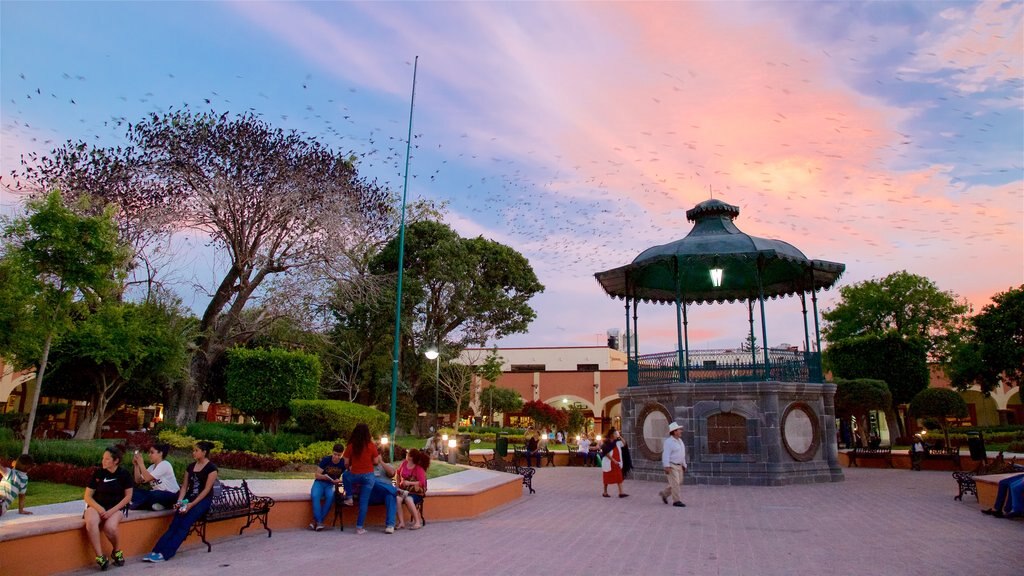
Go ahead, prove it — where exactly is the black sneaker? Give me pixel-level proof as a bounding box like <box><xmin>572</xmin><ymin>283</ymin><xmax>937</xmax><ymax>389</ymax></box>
<box><xmin>673</xmin><ymin>501</ymin><xmax>686</xmax><ymax>507</ymax></box>
<box><xmin>96</xmin><ymin>555</ymin><xmax>109</xmax><ymax>571</ymax></box>
<box><xmin>112</xmin><ymin>550</ymin><xmax>125</xmax><ymax>567</ymax></box>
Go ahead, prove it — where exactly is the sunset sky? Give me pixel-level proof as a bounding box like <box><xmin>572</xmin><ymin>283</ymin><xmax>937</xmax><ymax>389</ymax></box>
<box><xmin>2</xmin><ymin>1</ymin><xmax>1021</xmax><ymax>354</ymax></box>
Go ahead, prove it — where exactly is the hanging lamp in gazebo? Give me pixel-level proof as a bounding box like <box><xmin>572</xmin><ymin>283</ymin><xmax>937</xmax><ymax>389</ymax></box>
<box><xmin>594</xmin><ymin>198</ymin><xmax>846</xmax><ymax>486</ymax></box>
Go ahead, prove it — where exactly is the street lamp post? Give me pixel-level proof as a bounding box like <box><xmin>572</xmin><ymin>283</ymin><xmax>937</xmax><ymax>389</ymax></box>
<box><xmin>425</xmin><ymin>348</ymin><xmax>440</xmax><ymax>432</ymax></box>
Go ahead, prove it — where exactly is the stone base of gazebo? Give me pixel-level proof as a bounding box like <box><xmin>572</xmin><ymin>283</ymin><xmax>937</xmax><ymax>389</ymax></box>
<box><xmin>621</xmin><ymin>381</ymin><xmax>844</xmax><ymax>486</ymax></box>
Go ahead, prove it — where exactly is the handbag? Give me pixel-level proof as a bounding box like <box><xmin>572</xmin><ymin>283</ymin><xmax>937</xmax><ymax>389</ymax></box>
<box><xmin>601</xmin><ymin>455</ymin><xmax>612</xmax><ymax>472</ymax></box>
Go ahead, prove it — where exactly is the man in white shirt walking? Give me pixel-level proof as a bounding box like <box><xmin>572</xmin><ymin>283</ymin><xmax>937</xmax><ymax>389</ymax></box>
<box><xmin>659</xmin><ymin>422</ymin><xmax>687</xmax><ymax>507</ymax></box>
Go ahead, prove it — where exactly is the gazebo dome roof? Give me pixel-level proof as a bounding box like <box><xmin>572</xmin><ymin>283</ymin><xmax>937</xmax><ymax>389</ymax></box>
<box><xmin>595</xmin><ymin>199</ymin><xmax>845</xmax><ymax>305</ymax></box>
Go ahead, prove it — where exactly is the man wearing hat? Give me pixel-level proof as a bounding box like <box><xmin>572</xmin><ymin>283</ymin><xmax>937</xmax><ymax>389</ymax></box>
<box><xmin>909</xmin><ymin>433</ymin><xmax>928</xmax><ymax>471</ymax></box>
<box><xmin>659</xmin><ymin>422</ymin><xmax>687</xmax><ymax>507</ymax></box>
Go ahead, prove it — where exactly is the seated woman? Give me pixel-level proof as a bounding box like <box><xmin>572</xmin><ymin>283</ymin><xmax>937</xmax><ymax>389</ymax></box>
<box><xmin>84</xmin><ymin>446</ymin><xmax>134</xmax><ymax>570</ymax></box>
<box><xmin>309</xmin><ymin>443</ymin><xmax>346</xmax><ymax>531</ymax></box>
<box><xmin>131</xmin><ymin>442</ymin><xmax>180</xmax><ymax>510</ymax></box>
<box><xmin>395</xmin><ymin>448</ymin><xmax>429</xmax><ymax>530</ymax></box>
<box><xmin>143</xmin><ymin>441</ymin><xmax>219</xmax><ymax>563</ymax></box>
<box><xmin>424</xmin><ymin>433</ymin><xmax>445</xmax><ymax>459</ymax></box>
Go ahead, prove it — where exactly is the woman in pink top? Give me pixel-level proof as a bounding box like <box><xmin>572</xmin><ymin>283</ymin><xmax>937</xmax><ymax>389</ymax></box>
<box><xmin>396</xmin><ymin>448</ymin><xmax>429</xmax><ymax>530</ymax></box>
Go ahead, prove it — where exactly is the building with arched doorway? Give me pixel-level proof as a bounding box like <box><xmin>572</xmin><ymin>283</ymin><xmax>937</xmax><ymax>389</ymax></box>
<box><xmin>458</xmin><ymin>344</ymin><xmax>627</xmax><ymax>434</ymax></box>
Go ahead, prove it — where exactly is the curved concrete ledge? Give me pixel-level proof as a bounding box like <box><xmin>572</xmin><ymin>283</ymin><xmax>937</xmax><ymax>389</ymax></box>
<box><xmin>0</xmin><ymin>468</ymin><xmax>525</xmax><ymax>576</ymax></box>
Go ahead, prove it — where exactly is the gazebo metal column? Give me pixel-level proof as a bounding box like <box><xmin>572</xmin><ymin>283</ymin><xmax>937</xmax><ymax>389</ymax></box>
<box><xmin>625</xmin><ymin>298</ymin><xmax>632</xmax><ymax>386</ymax></box>
<box><xmin>747</xmin><ymin>300</ymin><xmax>756</xmax><ymax>364</ymax></box>
<box><xmin>674</xmin><ymin>259</ymin><xmax>687</xmax><ymax>382</ymax></box>
<box><xmin>800</xmin><ymin>292</ymin><xmax>812</xmax><ymax>356</ymax></box>
<box><xmin>756</xmin><ymin>257</ymin><xmax>770</xmax><ymax>380</ymax></box>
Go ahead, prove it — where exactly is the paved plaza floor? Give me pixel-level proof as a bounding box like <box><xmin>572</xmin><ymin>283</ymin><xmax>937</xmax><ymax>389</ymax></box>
<box><xmin>61</xmin><ymin>466</ymin><xmax>1021</xmax><ymax>576</ymax></box>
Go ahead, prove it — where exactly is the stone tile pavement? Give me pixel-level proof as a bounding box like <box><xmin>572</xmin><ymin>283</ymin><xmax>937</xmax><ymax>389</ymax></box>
<box><xmin>61</xmin><ymin>466</ymin><xmax>1021</xmax><ymax>576</ymax></box>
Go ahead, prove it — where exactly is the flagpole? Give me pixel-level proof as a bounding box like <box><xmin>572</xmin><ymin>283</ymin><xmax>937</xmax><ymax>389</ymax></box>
<box><xmin>389</xmin><ymin>56</ymin><xmax>419</xmax><ymax>461</ymax></box>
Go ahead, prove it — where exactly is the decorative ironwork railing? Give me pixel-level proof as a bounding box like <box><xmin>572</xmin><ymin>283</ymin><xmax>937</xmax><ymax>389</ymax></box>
<box><xmin>628</xmin><ymin>349</ymin><xmax>823</xmax><ymax>386</ymax></box>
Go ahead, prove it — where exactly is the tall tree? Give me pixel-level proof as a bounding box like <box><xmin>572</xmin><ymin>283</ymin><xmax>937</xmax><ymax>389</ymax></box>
<box><xmin>437</xmin><ymin>362</ymin><xmax>474</xmax><ymax>432</ymax></box>
<box><xmin>822</xmin><ymin>270</ymin><xmax>969</xmax><ymax>361</ymax></box>
<box><xmin>948</xmin><ymin>285</ymin><xmax>1024</xmax><ymax>395</ymax></box>
<box><xmin>17</xmin><ymin>111</ymin><xmax>393</xmax><ymax>425</ymax></box>
<box><xmin>479</xmin><ymin>385</ymin><xmax>524</xmax><ymax>425</ymax></box>
<box><xmin>368</xmin><ymin>220</ymin><xmax>543</xmax><ymax>406</ymax></box>
<box><xmin>43</xmin><ymin>299</ymin><xmax>189</xmax><ymax>439</ymax></box>
<box><xmin>0</xmin><ymin>191</ymin><xmax>127</xmax><ymax>454</ymax></box>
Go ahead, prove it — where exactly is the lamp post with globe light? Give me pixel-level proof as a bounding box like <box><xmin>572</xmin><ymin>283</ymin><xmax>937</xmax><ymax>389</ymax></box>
<box><xmin>425</xmin><ymin>348</ymin><xmax>440</xmax><ymax>432</ymax></box>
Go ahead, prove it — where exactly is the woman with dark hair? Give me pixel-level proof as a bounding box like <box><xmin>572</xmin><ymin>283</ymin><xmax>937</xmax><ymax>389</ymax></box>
<box><xmin>396</xmin><ymin>448</ymin><xmax>430</xmax><ymax>530</ymax></box>
<box><xmin>342</xmin><ymin>423</ymin><xmax>380</xmax><ymax>535</ymax></box>
<box><xmin>84</xmin><ymin>446</ymin><xmax>133</xmax><ymax>570</ymax></box>
<box><xmin>130</xmin><ymin>442</ymin><xmax>179</xmax><ymax>511</ymax></box>
<box><xmin>143</xmin><ymin>441</ymin><xmax>219</xmax><ymax>563</ymax></box>
<box><xmin>600</xmin><ymin>428</ymin><xmax>628</xmax><ymax>498</ymax></box>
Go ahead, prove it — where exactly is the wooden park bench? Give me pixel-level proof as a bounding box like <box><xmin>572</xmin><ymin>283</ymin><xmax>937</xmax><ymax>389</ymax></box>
<box><xmin>512</xmin><ymin>445</ymin><xmax>554</xmax><ymax>468</ymax></box>
<box><xmin>186</xmin><ymin>480</ymin><xmax>274</xmax><ymax>552</ymax></box>
<box><xmin>472</xmin><ymin>454</ymin><xmax>536</xmax><ymax>494</ymax></box>
<box><xmin>923</xmin><ymin>447</ymin><xmax>962</xmax><ymax>470</ymax></box>
<box><xmin>848</xmin><ymin>446</ymin><xmax>893</xmax><ymax>468</ymax></box>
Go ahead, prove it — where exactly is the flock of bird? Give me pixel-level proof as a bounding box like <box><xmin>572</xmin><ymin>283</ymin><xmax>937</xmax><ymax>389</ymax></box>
<box><xmin>1</xmin><ymin>15</ymin><xmax>1021</xmax><ymax>349</ymax></box>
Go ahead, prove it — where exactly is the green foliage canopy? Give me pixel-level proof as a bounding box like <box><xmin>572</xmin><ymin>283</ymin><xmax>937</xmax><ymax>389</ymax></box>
<box><xmin>823</xmin><ymin>332</ymin><xmax>929</xmax><ymax>406</ymax></box>
<box><xmin>909</xmin><ymin>387</ymin><xmax>968</xmax><ymax>447</ymax></box>
<box><xmin>225</xmin><ymin>347</ymin><xmax>320</xmax><ymax>431</ymax></box>
<box><xmin>822</xmin><ymin>270</ymin><xmax>969</xmax><ymax>361</ymax></box>
<box><xmin>0</xmin><ymin>190</ymin><xmax>128</xmax><ymax>454</ymax></box>
<box><xmin>289</xmin><ymin>399</ymin><xmax>388</xmax><ymax>441</ymax></box>
<box><xmin>948</xmin><ymin>285</ymin><xmax>1024</xmax><ymax>394</ymax></box>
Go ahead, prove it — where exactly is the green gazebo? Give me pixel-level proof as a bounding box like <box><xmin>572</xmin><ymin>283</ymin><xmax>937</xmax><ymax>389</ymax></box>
<box><xmin>595</xmin><ymin>199</ymin><xmax>846</xmax><ymax>486</ymax></box>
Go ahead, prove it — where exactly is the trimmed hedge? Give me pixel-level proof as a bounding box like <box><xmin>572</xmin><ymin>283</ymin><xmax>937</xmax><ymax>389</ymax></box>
<box><xmin>184</xmin><ymin>422</ymin><xmax>312</xmax><ymax>454</ymax></box>
<box><xmin>290</xmin><ymin>400</ymin><xmax>388</xmax><ymax>441</ymax></box>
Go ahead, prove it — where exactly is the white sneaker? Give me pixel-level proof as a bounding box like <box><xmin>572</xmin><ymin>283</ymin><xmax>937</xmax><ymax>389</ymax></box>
<box><xmin>385</xmin><ymin>526</ymin><xmax>395</xmax><ymax>534</ymax></box>
<box><xmin>151</xmin><ymin>503</ymin><xmax>166</xmax><ymax>511</ymax></box>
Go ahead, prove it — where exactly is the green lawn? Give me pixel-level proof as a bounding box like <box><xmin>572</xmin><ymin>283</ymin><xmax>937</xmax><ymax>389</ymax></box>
<box><xmin>26</xmin><ymin>481</ymin><xmax>84</xmax><ymax>507</ymax></box>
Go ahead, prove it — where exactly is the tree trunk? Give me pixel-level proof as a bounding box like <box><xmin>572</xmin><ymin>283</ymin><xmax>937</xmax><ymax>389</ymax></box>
<box><xmin>21</xmin><ymin>331</ymin><xmax>53</xmax><ymax>456</ymax></box>
<box><xmin>74</xmin><ymin>404</ymin><xmax>103</xmax><ymax>440</ymax></box>
<box><xmin>167</xmin><ymin>353</ymin><xmax>211</xmax><ymax>426</ymax></box>
<box><xmin>884</xmin><ymin>410</ymin><xmax>901</xmax><ymax>446</ymax></box>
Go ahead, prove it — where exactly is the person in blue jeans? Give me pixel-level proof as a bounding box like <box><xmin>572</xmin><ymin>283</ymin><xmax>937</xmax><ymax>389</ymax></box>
<box><xmin>309</xmin><ymin>443</ymin><xmax>346</xmax><ymax>531</ymax></box>
<box><xmin>341</xmin><ymin>424</ymin><xmax>383</xmax><ymax>534</ymax></box>
<box><xmin>982</xmin><ymin>473</ymin><xmax>1024</xmax><ymax>519</ymax></box>
<box><xmin>143</xmin><ymin>441</ymin><xmax>219</xmax><ymax>563</ymax></box>
<box><xmin>342</xmin><ymin>444</ymin><xmax>398</xmax><ymax>533</ymax></box>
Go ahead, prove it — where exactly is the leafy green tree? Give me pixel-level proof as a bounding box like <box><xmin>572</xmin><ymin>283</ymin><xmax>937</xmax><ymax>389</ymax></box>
<box><xmin>948</xmin><ymin>285</ymin><xmax>1024</xmax><ymax>395</ymax></box>
<box><xmin>823</xmin><ymin>333</ymin><xmax>929</xmax><ymax>407</ymax></box>
<box><xmin>909</xmin><ymin>388</ymin><xmax>968</xmax><ymax>449</ymax></box>
<box><xmin>479</xmin><ymin>385</ymin><xmax>524</xmax><ymax>425</ymax></box>
<box><xmin>824</xmin><ymin>332</ymin><xmax>928</xmax><ymax>439</ymax></box>
<box><xmin>368</xmin><ymin>220</ymin><xmax>543</xmax><ymax>409</ymax></box>
<box><xmin>0</xmin><ymin>191</ymin><xmax>128</xmax><ymax>454</ymax></box>
<box><xmin>833</xmin><ymin>378</ymin><xmax>892</xmax><ymax>447</ymax></box>
<box><xmin>225</xmin><ymin>347</ymin><xmax>321</xmax><ymax>433</ymax></box>
<box><xmin>564</xmin><ymin>404</ymin><xmax>588</xmax><ymax>438</ymax></box>
<box><xmin>44</xmin><ymin>300</ymin><xmax>188</xmax><ymax>439</ymax></box>
<box><xmin>823</xmin><ymin>270</ymin><xmax>969</xmax><ymax>361</ymax></box>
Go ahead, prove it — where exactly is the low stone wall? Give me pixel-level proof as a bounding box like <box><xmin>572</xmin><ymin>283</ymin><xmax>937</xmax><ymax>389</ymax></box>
<box><xmin>0</xmin><ymin>470</ymin><xmax>524</xmax><ymax>576</ymax></box>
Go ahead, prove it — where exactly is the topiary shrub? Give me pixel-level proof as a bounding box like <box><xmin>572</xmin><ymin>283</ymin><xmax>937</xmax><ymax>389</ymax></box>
<box><xmin>290</xmin><ymin>399</ymin><xmax>388</xmax><ymax>441</ymax></box>
<box><xmin>225</xmin><ymin>347</ymin><xmax>321</xmax><ymax>433</ymax></box>
<box><xmin>909</xmin><ymin>388</ymin><xmax>968</xmax><ymax>449</ymax></box>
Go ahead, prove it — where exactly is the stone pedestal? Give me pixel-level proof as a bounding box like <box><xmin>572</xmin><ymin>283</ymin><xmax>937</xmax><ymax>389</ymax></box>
<box><xmin>622</xmin><ymin>381</ymin><xmax>843</xmax><ymax>486</ymax></box>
